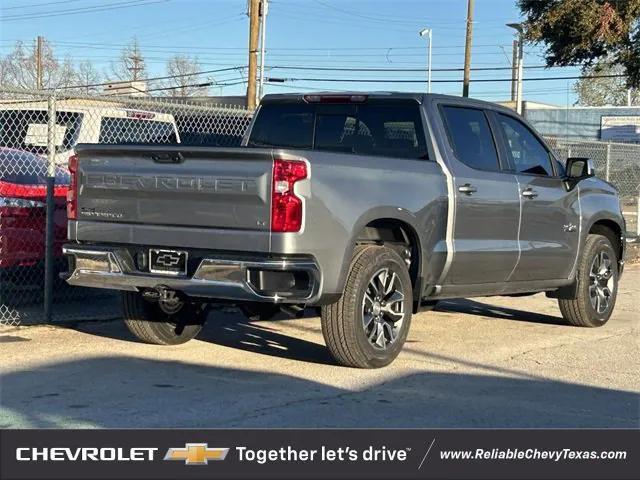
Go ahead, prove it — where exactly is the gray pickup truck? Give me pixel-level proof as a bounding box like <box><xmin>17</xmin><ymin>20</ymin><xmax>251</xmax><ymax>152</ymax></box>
<box><xmin>63</xmin><ymin>93</ymin><xmax>626</xmax><ymax>368</ymax></box>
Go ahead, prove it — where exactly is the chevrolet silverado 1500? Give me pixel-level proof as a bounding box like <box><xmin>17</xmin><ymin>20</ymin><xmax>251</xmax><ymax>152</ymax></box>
<box><xmin>63</xmin><ymin>93</ymin><xmax>626</xmax><ymax>368</ymax></box>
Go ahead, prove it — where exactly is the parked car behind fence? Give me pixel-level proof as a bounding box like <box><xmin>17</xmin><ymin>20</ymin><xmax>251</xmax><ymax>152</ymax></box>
<box><xmin>0</xmin><ymin>99</ymin><xmax>181</xmax><ymax>167</ymax></box>
<box><xmin>0</xmin><ymin>89</ymin><xmax>253</xmax><ymax>326</ymax></box>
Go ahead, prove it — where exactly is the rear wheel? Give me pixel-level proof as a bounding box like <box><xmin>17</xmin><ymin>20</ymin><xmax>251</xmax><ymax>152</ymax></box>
<box><xmin>558</xmin><ymin>234</ymin><xmax>619</xmax><ymax>327</ymax></box>
<box><xmin>122</xmin><ymin>291</ymin><xmax>208</xmax><ymax>345</ymax></box>
<box><xmin>321</xmin><ymin>245</ymin><xmax>412</xmax><ymax>368</ymax></box>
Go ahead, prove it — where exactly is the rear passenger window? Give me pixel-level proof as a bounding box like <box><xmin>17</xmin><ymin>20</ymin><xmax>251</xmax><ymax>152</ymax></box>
<box><xmin>442</xmin><ymin>106</ymin><xmax>500</xmax><ymax>172</ymax></box>
<box><xmin>248</xmin><ymin>104</ymin><xmax>314</xmax><ymax>149</ymax></box>
<box><xmin>354</xmin><ymin>105</ymin><xmax>427</xmax><ymax>159</ymax></box>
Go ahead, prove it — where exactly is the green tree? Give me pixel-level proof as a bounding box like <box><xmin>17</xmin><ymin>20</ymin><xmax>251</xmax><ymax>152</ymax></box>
<box><xmin>575</xmin><ymin>63</ymin><xmax>639</xmax><ymax>105</ymax></box>
<box><xmin>519</xmin><ymin>0</ymin><xmax>640</xmax><ymax>87</ymax></box>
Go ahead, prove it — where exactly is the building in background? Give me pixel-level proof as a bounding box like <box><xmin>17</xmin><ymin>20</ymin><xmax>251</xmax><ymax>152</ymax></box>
<box><xmin>524</xmin><ymin>104</ymin><xmax>640</xmax><ymax>143</ymax></box>
<box><xmin>103</xmin><ymin>81</ymin><xmax>148</xmax><ymax>97</ymax></box>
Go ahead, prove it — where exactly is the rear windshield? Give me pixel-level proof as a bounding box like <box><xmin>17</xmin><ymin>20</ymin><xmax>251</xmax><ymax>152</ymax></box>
<box><xmin>0</xmin><ymin>109</ymin><xmax>82</xmax><ymax>155</ymax></box>
<box><xmin>0</xmin><ymin>149</ymin><xmax>70</xmax><ymax>185</ymax></box>
<box><xmin>247</xmin><ymin>102</ymin><xmax>428</xmax><ymax>159</ymax></box>
<box><xmin>98</xmin><ymin>117</ymin><xmax>178</xmax><ymax>144</ymax></box>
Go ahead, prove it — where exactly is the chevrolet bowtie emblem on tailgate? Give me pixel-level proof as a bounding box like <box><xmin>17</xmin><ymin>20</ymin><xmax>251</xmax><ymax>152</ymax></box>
<box><xmin>164</xmin><ymin>443</ymin><xmax>229</xmax><ymax>465</ymax></box>
<box><xmin>156</xmin><ymin>253</ymin><xmax>181</xmax><ymax>267</ymax></box>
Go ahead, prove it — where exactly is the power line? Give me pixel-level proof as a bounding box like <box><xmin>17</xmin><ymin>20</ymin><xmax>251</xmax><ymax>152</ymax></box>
<box><xmin>49</xmin><ymin>66</ymin><xmax>246</xmax><ymax>91</ymax></box>
<box><xmin>310</xmin><ymin>0</ymin><xmax>445</xmax><ymax>26</ymax></box>
<box><xmin>145</xmin><ymin>79</ymin><xmax>246</xmax><ymax>93</ymax></box>
<box><xmin>268</xmin><ymin>64</ymin><xmax>562</xmax><ymax>73</ymax></box>
<box><xmin>265</xmin><ymin>74</ymin><xmax>626</xmax><ymax>84</ymax></box>
<box><xmin>1</xmin><ymin>0</ymin><xmax>168</xmax><ymax>21</ymax></box>
<box><xmin>31</xmin><ymin>39</ymin><xmax>513</xmax><ymax>51</ymax></box>
<box><xmin>41</xmin><ymin>67</ymin><xmax>617</xmax><ymax>92</ymax></box>
<box><xmin>1</xmin><ymin>0</ymin><xmax>85</xmax><ymax>11</ymax></box>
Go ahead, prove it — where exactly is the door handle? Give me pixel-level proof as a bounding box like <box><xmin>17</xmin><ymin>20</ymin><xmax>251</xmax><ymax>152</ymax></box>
<box><xmin>458</xmin><ymin>183</ymin><xmax>477</xmax><ymax>195</ymax></box>
<box><xmin>522</xmin><ymin>188</ymin><xmax>538</xmax><ymax>199</ymax></box>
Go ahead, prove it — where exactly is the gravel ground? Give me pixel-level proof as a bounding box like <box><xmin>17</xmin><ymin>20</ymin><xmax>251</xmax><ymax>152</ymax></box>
<box><xmin>1</xmin><ymin>266</ymin><xmax>638</xmax><ymax>429</ymax></box>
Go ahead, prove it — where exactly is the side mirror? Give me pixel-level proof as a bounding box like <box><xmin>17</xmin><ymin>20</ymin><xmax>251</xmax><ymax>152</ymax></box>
<box><xmin>566</xmin><ymin>157</ymin><xmax>595</xmax><ymax>179</ymax></box>
<box><xmin>564</xmin><ymin>157</ymin><xmax>595</xmax><ymax>191</ymax></box>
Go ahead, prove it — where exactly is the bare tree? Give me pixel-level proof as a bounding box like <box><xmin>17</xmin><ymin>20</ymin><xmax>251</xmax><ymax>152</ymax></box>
<box><xmin>575</xmin><ymin>63</ymin><xmax>639</xmax><ymax>106</ymax></box>
<box><xmin>109</xmin><ymin>37</ymin><xmax>147</xmax><ymax>83</ymax></box>
<box><xmin>0</xmin><ymin>57</ymin><xmax>9</xmax><ymax>87</ymax></box>
<box><xmin>162</xmin><ymin>55</ymin><xmax>208</xmax><ymax>97</ymax></box>
<box><xmin>75</xmin><ymin>60</ymin><xmax>102</xmax><ymax>94</ymax></box>
<box><xmin>0</xmin><ymin>40</ymin><xmax>78</xmax><ymax>90</ymax></box>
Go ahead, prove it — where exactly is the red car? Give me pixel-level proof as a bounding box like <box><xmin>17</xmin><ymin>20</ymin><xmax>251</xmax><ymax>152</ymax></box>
<box><xmin>0</xmin><ymin>148</ymin><xmax>69</xmax><ymax>287</ymax></box>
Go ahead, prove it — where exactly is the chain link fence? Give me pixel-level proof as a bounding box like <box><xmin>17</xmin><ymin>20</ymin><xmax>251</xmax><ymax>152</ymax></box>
<box><xmin>0</xmin><ymin>87</ymin><xmax>252</xmax><ymax>326</ymax></box>
<box><xmin>545</xmin><ymin>137</ymin><xmax>640</xmax><ymax>238</ymax></box>
<box><xmin>1</xmin><ymin>87</ymin><xmax>638</xmax><ymax>327</ymax></box>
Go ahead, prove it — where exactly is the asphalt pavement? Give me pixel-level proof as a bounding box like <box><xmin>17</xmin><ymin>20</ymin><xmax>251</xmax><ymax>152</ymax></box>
<box><xmin>1</xmin><ymin>266</ymin><xmax>638</xmax><ymax>429</ymax></box>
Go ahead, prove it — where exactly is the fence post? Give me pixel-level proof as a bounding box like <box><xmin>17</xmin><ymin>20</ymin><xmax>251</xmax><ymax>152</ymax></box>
<box><xmin>605</xmin><ymin>143</ymin><xmax>611</xmax><ymax>182</ymax></box>
<box><xmin>44</xmin><ymin>94</ymin><xmax>57</xmax><ymax>323</ymax></box>
<box><xmin>637</xmin><ymin>192</ymin><xmax>640</xmax><ymax>238</ymax></box>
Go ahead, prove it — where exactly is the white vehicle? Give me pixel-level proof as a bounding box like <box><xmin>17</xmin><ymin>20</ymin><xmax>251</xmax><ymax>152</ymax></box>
<box><xmin>0</xmin><ymin>99</ymin><xmax>181</xmax><ymax>166</ymax></box>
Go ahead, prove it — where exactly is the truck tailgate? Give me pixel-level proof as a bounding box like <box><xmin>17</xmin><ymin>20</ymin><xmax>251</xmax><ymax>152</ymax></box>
<box><xmin>75</xmin><ymin>145</ymin><xmax>272</xmax><ymax>232</ymax></box>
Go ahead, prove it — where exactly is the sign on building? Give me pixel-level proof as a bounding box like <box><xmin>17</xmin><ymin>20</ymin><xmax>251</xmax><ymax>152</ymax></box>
<box><xmin>600</xmin><ymin>115</ymin><xmax>640</xmax><ymax>142</ymax></box>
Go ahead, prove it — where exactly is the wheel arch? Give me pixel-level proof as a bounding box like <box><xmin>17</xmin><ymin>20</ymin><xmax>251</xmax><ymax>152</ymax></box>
<box><xmin>550</xmin><ymin>215</ymin><xmax>626</xmax><ymax>301</ymax></box>
<box><xmin>338</xmin><ymin>210</ymin><xmax>425</xmax><ymax>313</ymax></box>
<box><xmin>587</xmin><ymin>217</ymin><xmax>625</xmax><ymax>269</ymax></box>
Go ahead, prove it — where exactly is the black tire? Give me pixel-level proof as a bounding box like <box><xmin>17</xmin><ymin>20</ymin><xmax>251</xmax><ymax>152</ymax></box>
<box><xmin>321</xmin><ymin>245</ymin><xmax>413</xmax><ymax>368</ymax></box>
<box><xmin>122</xmin><ymin>291</ymin><xmax>208</xmax><ymax>345</ymax></box>
<box><xmin>558</xmin><ymin>234</ymin><xmax>619</xmax><ymax>327</ymax></box>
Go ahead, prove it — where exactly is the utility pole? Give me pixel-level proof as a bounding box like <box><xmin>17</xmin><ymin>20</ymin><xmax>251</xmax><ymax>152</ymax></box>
<box><xmin>258</xmin><ymin>0</ymin><xmax>269</xmax><ymax>102</ymax></box>
<box><xmin>511</xmin><ymin>39</ymin><xmax>518</xmax><ymax>101</ymax></box>
<box><xmin>507</xmin><ymin>23</ymin><xmax>524</xmax><ymax>115</ymax></box>
<box><xmin>462</xmin><ymin>0</ymin><xmax>474</xmax><ymax>97</ymax></box>
<box><xmin>128</xmin><ymin>40</ymin><xmax>144</xmax><ymax>82</ymax></box>
<box><xmin>247</xmin><ymin>0</ymin><xmax>260</xmax><ymax>110</ymax></box>
<box><xmin>35</xmin><ymin>36</ymin><xmax>44</xmax><ymax>90</ymax></box>
<box><xmin>419</xmin><ymin>28</ymin><xmax>432</xmax><ymax>93</ymax></box>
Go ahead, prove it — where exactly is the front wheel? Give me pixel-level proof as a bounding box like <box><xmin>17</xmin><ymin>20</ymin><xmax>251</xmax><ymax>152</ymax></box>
<box><xmin>122</xmin><ymin>291</ymin><xmax>208</xmax><ymax>345</ymax></box>
<box><xmin>321</xmin><ymin>245</ymin><xmax>413</xmax><ymax>368</ymax></box>
<box><xmin>558</xmin><ymin>234</ymin><xmax>619</xmax><ymax>327</ymax></box>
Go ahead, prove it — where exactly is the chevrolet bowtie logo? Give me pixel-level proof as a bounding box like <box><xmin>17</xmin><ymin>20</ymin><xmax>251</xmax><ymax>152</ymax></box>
<box><xmin>164</xmin><ymin>444</ymin><xmax>229</xmax><ymax>465</ymax></box>
<box><xmin>156</xmin><ymin>253</ymin><xmax>180</xmax><ymax>267</ymax></box>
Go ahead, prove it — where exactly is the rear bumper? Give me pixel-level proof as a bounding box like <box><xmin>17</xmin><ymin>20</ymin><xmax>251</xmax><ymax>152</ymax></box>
<box><xmin>62</xmin><ymin>244</ymin><xmax>321</xmax><ymax>304</ymax></box>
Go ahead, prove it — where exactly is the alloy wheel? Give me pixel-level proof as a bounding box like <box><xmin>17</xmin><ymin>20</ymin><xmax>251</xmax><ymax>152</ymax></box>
<box><xmin>589</xmin><ymin>251</ymin><xmax>615</xmax><ymax>314</ymax></box>
<box><xmin>362</xmin><ymin>267</ymin><xmax>406</xmax><ymax>350</ymax></box>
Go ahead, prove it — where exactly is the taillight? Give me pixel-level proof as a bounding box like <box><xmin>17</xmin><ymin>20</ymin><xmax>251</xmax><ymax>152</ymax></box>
<box><xmin>67</xmin><ymin>154</ymin><xmax>78</xmax><ymax>220</ymax></box>
<box><xmin>271</xmin><ymin>158</ymin><xmax>308</xmax><ymax>233</ymax></box>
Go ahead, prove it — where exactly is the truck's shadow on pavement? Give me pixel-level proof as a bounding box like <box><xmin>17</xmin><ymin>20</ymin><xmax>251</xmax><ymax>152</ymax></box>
<box><xmin>73</xmin><ymin>307</ymin><xmax>336</xmax><ymax>366</ymax></box>
<box><xmin>1</xmin><ymin>355</ymin><xmax>637</xmax><ymax>428</ymax></box>
<box><xmin>434</xmin><ymin>299</ymin><xmax>567</xmax><ymax>326</ymax></box>
<box><xmin>197</xmin><ymin>309</ymin><xmax>336</xmax><ymax>365</ymax></box>
<box><xmin>71</xmin><ymin>298</ymin><xmax>567</xmax><ymax>367</ymax></box>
